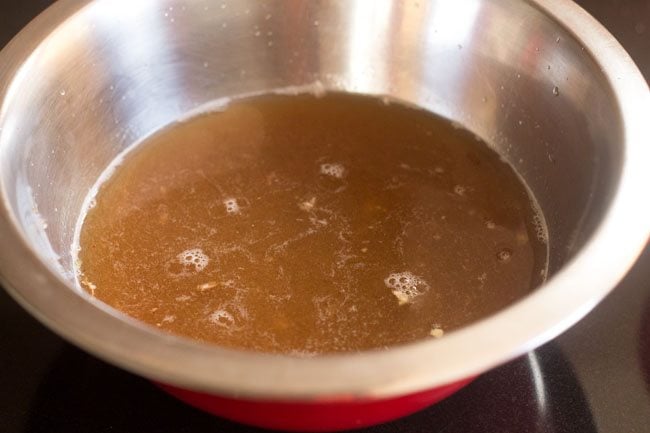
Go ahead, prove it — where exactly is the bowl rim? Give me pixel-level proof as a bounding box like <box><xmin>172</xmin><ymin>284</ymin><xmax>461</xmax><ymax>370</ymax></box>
<box><xmin>1</xmin><ymin>0</ymin><xmax>649</xmax><ymax>400</ymax></box>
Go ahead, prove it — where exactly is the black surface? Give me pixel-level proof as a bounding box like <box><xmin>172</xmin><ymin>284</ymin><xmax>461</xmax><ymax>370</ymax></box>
<box><xmin>1</xmin><ymin>1</ymin><xmax>649</xmax><ymax>432</ymax></box>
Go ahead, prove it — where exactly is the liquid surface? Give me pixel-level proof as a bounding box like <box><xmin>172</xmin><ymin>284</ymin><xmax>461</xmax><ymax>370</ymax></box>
<box><xmin>76</xmin><ymin>93</ymin><xmax>547</xmax><ymax>354</ymax></box>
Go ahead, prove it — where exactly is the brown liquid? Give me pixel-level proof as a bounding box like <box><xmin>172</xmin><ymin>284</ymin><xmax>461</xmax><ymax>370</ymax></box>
<box><xmin>76</xmin><ymin>93</ymin><xmax>547</xmax><ymax>354</ymax></box>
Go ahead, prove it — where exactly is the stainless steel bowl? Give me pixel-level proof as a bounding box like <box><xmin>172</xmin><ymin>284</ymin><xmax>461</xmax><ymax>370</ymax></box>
<box><xmin>1</xmin><ymin>0</ymin><xmax>649</xmax><ymax>416</ymax></box>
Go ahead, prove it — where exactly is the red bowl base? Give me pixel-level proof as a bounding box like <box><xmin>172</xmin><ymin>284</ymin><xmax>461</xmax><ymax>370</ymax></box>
<box><xmin>158</xmin><ymin>378</ymin><xmax>474</xmax><ymax>431</ymax></box>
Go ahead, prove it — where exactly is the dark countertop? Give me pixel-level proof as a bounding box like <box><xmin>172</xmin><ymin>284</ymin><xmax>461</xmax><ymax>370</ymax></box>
<box><xmin>1</xmin><ymin>1</ymin><xmax>649</xmax><ymax>432</ymax></box>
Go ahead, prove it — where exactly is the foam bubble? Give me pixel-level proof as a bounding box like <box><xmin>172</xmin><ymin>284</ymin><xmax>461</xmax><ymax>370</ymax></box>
<box><xmin>384</xmin><ymin>271</ymin><xmax>430</xmax><ymax>305</ymax></box>
<box><xmin>496</xmin><ymin>248</ymin><xmax>512</xmax><ymax>262</ymax></box>
<box><xmin>177</xmin><ymin>248</ymin><xmax>209</xmax><ymax>272</ymax></box>
<box><xmin>320</xmin><ymin>163</ymin><xmax>346</xmax><ymax>179</ymax></box>
<box><xmin>223</xmin><ymin>198</ymin><xmax>240</xmax><ymax>214</ymax></box>
<box><xmin>299</xmin><ymin>197</ymin><xmax>317</xmax><ymax>211</ymax></box>
<box><xmin>430</xmin><ymin>325</ymin><xmax>444</xmax><ymax>338</ymax></box>
<box><xmin>453</xmin><ymin>185</ymin><xmax>466</xmax><ymax>196</ymax></box>
<box><xmin>209</xmin><ymin>309</ymin><xmax>235</xmax><ymax>328</ymax></box>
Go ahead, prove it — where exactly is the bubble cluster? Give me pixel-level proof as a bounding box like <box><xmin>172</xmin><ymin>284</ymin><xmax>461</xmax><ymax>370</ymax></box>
<box><xmin>177</xmin><ymin>248</ymin><xmax>209</xmax><ymax>272</ymax></box>
<box><xmin>320</xmin><ymin>163</ymin><xmax>346</xmax><ymax>179</ymax></box>
<box><xmin>384</xmin><ymin>272</ymin><xmax>430</xmax><ymax>305</ymax></box>
<box><xmin>223</xmin><ymin>198</ymin><xmax>240</xmax><ymax>214</ymax></box>
<box><xmin>453</xmin><ymin>185</ymin><xmax>466</xmax><ymax>196</ymax></box>
<box><xmin>532</xmin><ymin>212</ymin><xmax>548</xmax><ymax>243</ymax></box>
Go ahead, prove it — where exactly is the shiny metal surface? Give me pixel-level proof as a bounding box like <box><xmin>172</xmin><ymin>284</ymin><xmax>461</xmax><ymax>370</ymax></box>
<box><xmin>0</xmin><ymin>0</ymin><xmax>648</xmax><ymax>400</ymax></box>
